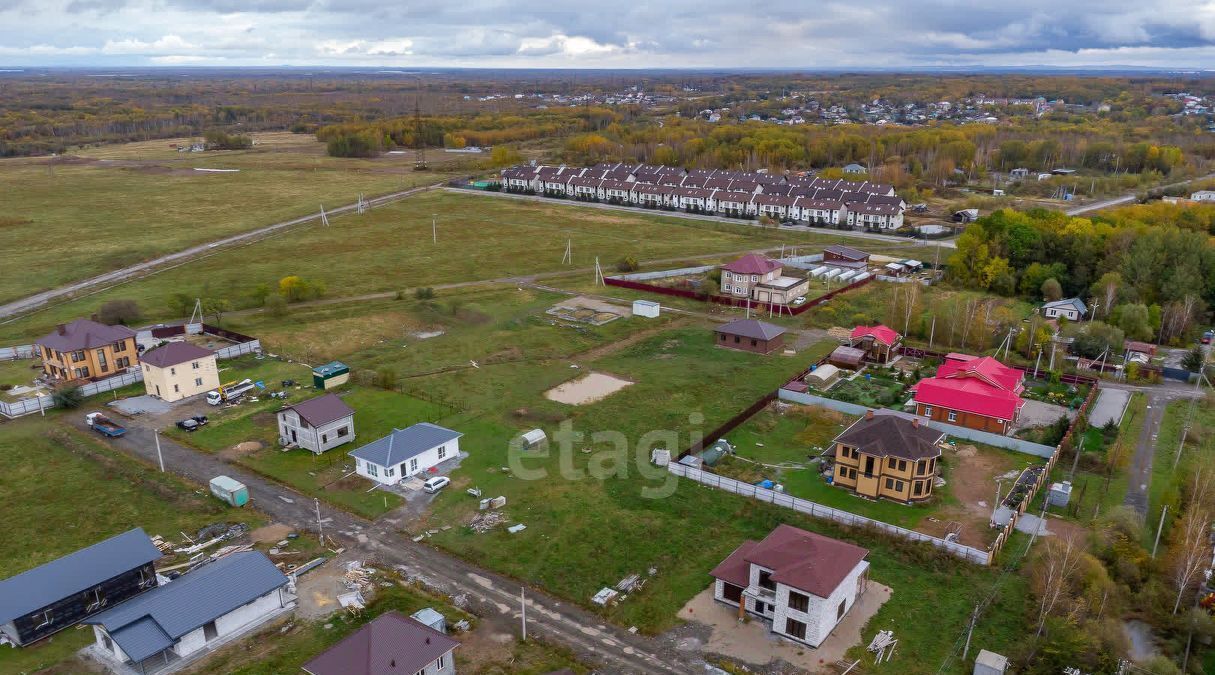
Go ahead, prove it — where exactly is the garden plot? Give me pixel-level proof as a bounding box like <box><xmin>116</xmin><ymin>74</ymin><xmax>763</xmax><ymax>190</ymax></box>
<box><xmin>544</xmin><ymin>371</ymin><xmax>634</xmax><ymax>405</ymax></box>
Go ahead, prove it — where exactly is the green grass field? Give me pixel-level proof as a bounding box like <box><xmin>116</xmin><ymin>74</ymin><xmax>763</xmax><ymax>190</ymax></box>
<box><xmin>0</xmin><ymin>418</ymin><xmax>265</xmax><ymax>674</ymax></box>
<box><xmin>1146</xmin><ymin>393</ymin><xmax>1215</xmax><ymax>542</ymax></box>
<box><xmin>0</xmin><ymin>132</ymin><xmax>468</xmax><ymax>306</ymax></box>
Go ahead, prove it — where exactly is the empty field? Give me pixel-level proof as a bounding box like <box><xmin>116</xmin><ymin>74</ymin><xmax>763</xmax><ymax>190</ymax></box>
<box><xmin>0</xmin><ymin>132</ymin><xmax>468</xmax><ymax>305</ymax></box>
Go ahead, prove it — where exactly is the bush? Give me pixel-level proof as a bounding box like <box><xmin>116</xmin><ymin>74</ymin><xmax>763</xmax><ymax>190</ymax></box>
<box><xmin>203</xmin><ymin>129</ymin><xmax>253</xmax><ymax>150</ymax></box>
<box><xmin>615</xmin><ymin>256</ymin><xmax>640</xmax><ymax>273</ymax></box>
<box><xmin>374</xmin><ymin>368</ymin><xmax>398</xmax><ymax>390</ymax></box>
<box><xmin>97</xmin><ymin>299</ymin><xmax>141</xmax><ymax>325</ymax></box>
<box><xmin>52</xmin><ymin>385</ymin><xmax>83</xmax><ymax>409</ymax></box>
<box><xmin>414</xmin><ymin>287</ymin><xmax>437</xmax><ymax>300</ymax></box>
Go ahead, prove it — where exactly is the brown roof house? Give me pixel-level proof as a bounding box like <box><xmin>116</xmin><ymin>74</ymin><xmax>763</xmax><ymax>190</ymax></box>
<box><xmin>277</xmin><ymin>393</ymin><xmax>355</xmax><ymax>455</ymax></box>
<box><xmin>302</xmin><ymin>610</ymin><xmax>458</xmax><ymax>675</ymax></box>
<box><xmin>140</xmin><ymin>342</ymin><xmax>218</xmax><ymax>402</ymax></box>
<box><xmin>720</xmin><ymin>254</ymin><xmax>810</xmax><ymax>306</ymax></box>
<box><xmin>822</xmin><ymin>245</ymin><xmax>870</xmax><ymax>269</ymax></box>
<box><xmin>710</xmin><ymin>524</ymin><xmax>870</xmax><ymax>647</ymax></box>
<box><xmin>832</xmin><ymin>410</ymin><xmax>944</xmax><ymax>503</ymax></box>
<box><xmin>37</xmin><ymin>319</ymin><xmax>137</xmax><ymax>382</ymax></box>
<box><xmin>715</xmin><ymin>319</ymin><xmax>786</xmax><ymax>354</ymax></box>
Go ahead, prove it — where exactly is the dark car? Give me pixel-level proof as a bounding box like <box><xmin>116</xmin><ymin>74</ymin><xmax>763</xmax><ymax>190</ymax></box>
<box><xmin>191</xmin><ymin>415</ymin><xmax>208</xmax><ymax>426</ymax></box>
<box><xmin>176</xmin><ymin>418</ymin><xmax>199</xmax><ymax>432</ymax></box>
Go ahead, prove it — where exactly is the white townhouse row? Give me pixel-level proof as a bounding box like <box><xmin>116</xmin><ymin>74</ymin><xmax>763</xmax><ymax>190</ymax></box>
<box><xmin>500</xmin><ymin>162</ymin><xmax>905</xmax><ymax>229</ymax></box>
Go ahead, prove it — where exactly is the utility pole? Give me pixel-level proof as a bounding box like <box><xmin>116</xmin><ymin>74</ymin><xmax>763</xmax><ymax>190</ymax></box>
<box><xmin>154</xmin><ymin>429</ymin><xmax>165</xmax><ymax>472</ymax></box>
<box><xmin>315</xmin><ymin>497</ymin><xmax>324</xmax><ymax>542</ymax></box>
<box><xmin>432</xmin><ymin>214</ymin><xmax>437</xmax><ymax>244</ymax></box>
<box><xmin>1151</xmin><ymin>505</ymin><xmax>1169</xmax><ymax>558</ymax></box>
<box><xmin>962</xmin><ymin>602</ymin><xmax>979</xmax><ymax>660</ymax></box>
<box><xmin>520</xmin><ymin>587</ymin><xmax>527</xmax><ymax>641</ymax></box>
<box><xmin>928</xmin><ymin>315</ymin><xmax>936</xmax><ymax>348</ymax></box>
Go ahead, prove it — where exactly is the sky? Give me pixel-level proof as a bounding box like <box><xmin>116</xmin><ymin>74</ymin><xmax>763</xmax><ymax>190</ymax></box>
<box><xmin>2</xmin><ymin>0</ymin><xmax>1215</xmax><ymax>69</ymax></box>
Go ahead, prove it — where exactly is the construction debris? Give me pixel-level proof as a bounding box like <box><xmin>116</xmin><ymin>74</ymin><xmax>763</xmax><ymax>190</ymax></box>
<box><xmin>507</xmin><ymin>524</ymin><xmax>526</xmax><ymax>534</ymax></box>
<box><xmin>867</xmin><ymin>630</ymin><xmax>897</xmax><ymax>662</ymax></box>
<box><xmin>149</xmin><ymin>535</ymin><xmax>173</xmax><ymax>554</ymax></box>
<box><xmin>469</xmin><ymin>511</ymin><xmax>507</xmax><ymax>533</ymax></box>
<box><xmin>617</xmin><ymin>574</ymin><xmax>644</xmax><ymax>592</ymax></box>
<box><xmin>337</xmin><ymin>591</ymin><xmax>365</xmax><ymax>612</ymax></box>
<box><xmin>591</xmin><ymin>588</ymin><xmax>619</xmax><ymax>606</ymax></box>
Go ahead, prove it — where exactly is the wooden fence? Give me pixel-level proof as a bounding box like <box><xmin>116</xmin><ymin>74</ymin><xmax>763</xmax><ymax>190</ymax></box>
<box><xmin>669</xmin><ymin>462</ymin><xmax>994</xmax><ymax>565</ymax></box>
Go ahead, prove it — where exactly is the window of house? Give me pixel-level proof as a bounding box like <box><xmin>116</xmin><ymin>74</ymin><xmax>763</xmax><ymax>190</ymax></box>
<box><xmin>71</xmin><ymin>350</ymin><xmax>84</xmax><ymax>362</ymax></box>
<box><xmin>898</xmin><ymin>459</ymin><xmax>907</xmax><ymax>472</ymax></box>
<box><xmin>367</xmin><ymin>463</ymin><xmax>379</xmax><ymax>477</ymax></box>
<box><xmin>722</xmin><ymin>583</ymin><xmax>743</xmax><ymax>603</ymax></box>
<box><xmin>96</xmin><ymin>350</ymin><xmax>107</xmax><ymax>371</ymax></box>
<box><xmin>750</xmin><ymin>339</ymin><xmax>758</xmax><ymax>347</ymax></box>
<box><xmin>723</xmin><ymin>284</ymin><xmax>732</xmax><ymax>292</ymax></box>
<box><xmin>734</xmin><ymin>336</ymin><xmax>740</xmax><ymax>344</ymax></box>
<box><xmin>102</xmin><ymin>633</ymin><xmax>114</xmax><ymax>651</ymax></box>
<box><xmin>885</xmin><ymin>477</ymin><xmax>895</xmax><ymax>490</ymax></box>
<box><xmin>113</xmin><ymin>341</ymin><xmax>125</xmax><ymax>352</ymax></box>
<box><xmin>117</xmin><ymin>357</ymin><xmax>130</xmax><ymax>369</ymax></box>
<box><xmin>894</xmin><ymin>480</ymin><xmax>904</xmax><ymax>491</ymax></box>
<box><xmin>194</xmin><ymin>378</ymin><xmax>203</xmax><ymax>386</ymax></box>
<box><xmin>719</xmin><ymin>334</ymin><xmax>726</xmax><ymax>341</ymax></box>
<box><xmin>913</xmin><ymin>481</ymin><xmax>924</xmax><ymax>496</ymax></box>
<box><xmin>438</xmin><ymin>445</ymin><xmax>447</xmax><ymax>460</ymax></box>
<box><xmin>409</xmin><ymin>458</ymin><xmax>419</xmax><ymax>474</ymax></box>
<box><xmin>758</xmin><ymin>570</ymin><xmax>775</xmax><ymax>591</ymax></box>
<box><xmin>385</xmin><ymin>466</ymin><xmax>395</xmax><ymax>477</ymax></box>
<box><xmin>784</xmin><ymin>618</ymin><xmax>807</xmax><ymax>640</ymax></box>
<box><xmin>173</xmin><ymin>384</ymin><xmax>179</xmax><ymax>393</ymax></box>
<box><xmin>788</xmin><ymin>590</ymin><xmax>810</xmax><ymax>613</ymax></box>
<box><xmin>751</xmin><ymin>275</ymin><xmax>758</xmax><ymax>282</ymax></box>
<box><xmin>192</xmin><ymin>361</ymin><xmax>200</xmax><ymax>369</ymax></box>
<box><xmin>923</xmin><ymin>406</ymin><xmax>933</xmax><ymax>416</ymax></box>
<box><xmin>203</xmin><ymin>621</ymin><xmax>218</xmax><ymax>641</ymax></box>
<box><xmin>837</xmin><ymin>598</ymin><xmax>847</xmax><ymax>620</ymax></box>
<box><xmin>947</xmin><ymin>411</ymin><xmax>957</xmax><ymax>422</ymax></box>
<box><xmin>321</xmin><ymin>434</ymin><xmax>328</xmax><ymax>443</ymax></box>
<box><xmin>337</xmin><ymin>427</ymin><xmax>349</xmax><ymax>437</ymax></box>
<box><xmin>436</xmin><ymin>654</ymin><xmax>446</xmax><ymax>669</ymax></box>
<box><xmin>170</xmin><ymin>367</ymin><xmax>176</xmax><ymax>376</ymax></box>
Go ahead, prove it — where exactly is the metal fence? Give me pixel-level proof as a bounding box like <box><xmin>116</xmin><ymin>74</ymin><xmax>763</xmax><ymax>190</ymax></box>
<box><xmin>604</xmin><ymin>275</ymin><xmax>873</xmax><ymax>317</ymax></box>
<box><xmin>668</xmin><ymin>462</ymin><xmax>992</xmax><ymax>565</ymax></box>
<box><xmin>0</xmin><ymin>344</ymin><xmax>35</xmax><ymax>360</ymax></box>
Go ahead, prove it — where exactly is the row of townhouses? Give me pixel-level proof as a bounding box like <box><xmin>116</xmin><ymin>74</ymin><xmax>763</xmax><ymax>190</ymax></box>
<box><xmin>499</xmin><ymin>163</ymin><xmax>906</xmax><ymax>230</ymax></box>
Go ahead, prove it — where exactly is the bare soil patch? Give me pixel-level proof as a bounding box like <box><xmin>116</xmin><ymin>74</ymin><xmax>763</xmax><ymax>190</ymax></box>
<box><xmin>220</xmin><ymin>440</ymin><xmax>264</xmax><ymax>461</ymax></box>
<box><xmin>544</xmin><ymin>371</ymin><xmax>634</xmax><ymax>405</ymax></box>
<box><xmin>249</xmin><ymin>523</ymin><xmax>294</xmax><ymax>544</ymax></box>
<box><xmin>914</xmin><ymin>444</ymin><xmax>1022</xmax><ymax>548</ymax></box>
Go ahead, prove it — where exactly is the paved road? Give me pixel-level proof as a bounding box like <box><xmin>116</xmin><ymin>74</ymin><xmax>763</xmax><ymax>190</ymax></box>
<box><xmin>450</xmin><ymin>187</ymin><xmax>958</xmax><ymax>249</ymax></box>
<box><xmin>0</xmin><ymin>182</ymin><xmax>450</xmax><ymax>321</ymax></box>
<box><xmin>79</xmin><ymin>417</ymin><xmax>695</xmax><ymax>674</ymax></box>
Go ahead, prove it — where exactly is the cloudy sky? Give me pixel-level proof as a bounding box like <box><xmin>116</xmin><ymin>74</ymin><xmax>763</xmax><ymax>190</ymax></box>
<box><xmin>2</xmin><ymin>0</ymin><xmax>1215</xmax><ymax>69</ymax></box>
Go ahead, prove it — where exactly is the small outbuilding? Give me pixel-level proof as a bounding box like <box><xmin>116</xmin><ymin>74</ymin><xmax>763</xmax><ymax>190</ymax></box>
<box><xmin>140</xmin><ymin>342</ymin><xmax>219</xmax><ymax>402</ymax></box>
<box><xmin>849</xmin><ymin>325</ymin><xmax>902</xmax><ymax>364</ymax></box>
<box><xmin>632</xmin><ymin>300</ymin><xmax>660</xmax><ymax>318</ymax></box>
<box><xmin>312</xmin><ymin>361</ymin><xmax>350</xmax><ymax>390</ymax></box>
<box><xmin>714</xmin><ymin>319</ymin><xmax>787</xmax><ymax>355</ymax></box>
<box><xmin>828</xmin><ymin>345</ymin><xmax>866</xmax><ymax>370</ymax></box>
<box><xmin>804</xmin><ymin>364</ymin><xmax>841</xmax><ymax>389</ymax></box>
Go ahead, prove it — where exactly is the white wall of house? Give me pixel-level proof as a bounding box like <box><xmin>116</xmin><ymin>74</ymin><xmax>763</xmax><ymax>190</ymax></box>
<box><xmin>142</xmin><ymin>356</ymin><xmax>219</xmax><ymax>402</ymax></box>
<box><xmin>277</xmin><ymin>410</ymin><xmax>354</xmax><ymax>454</ymax></box>
<box><xmin>174</xmin><ymin>587</ymin><xmax>286</xmax><ymax>659</ymax></box>
<box><xmin>355</xmin><ymin>439</ymin><xmax>460</xmax><ymax>486</ymax></box>
<box><xmin>418</xmin><ymin>649</ymin><xmax>457</xmax><ymax>675</ymax></box>
<box><xmin>1043</xmin><ymin>306</ymin><xmax>1080</xmax><ymax>321</ymax></box>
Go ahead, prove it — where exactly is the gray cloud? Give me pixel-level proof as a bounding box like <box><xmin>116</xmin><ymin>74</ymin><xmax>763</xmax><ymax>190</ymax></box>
<box><xmin>1</xmin><ymin>0</ymin><xmax>1214</xmax><ymax>67</ymax></box>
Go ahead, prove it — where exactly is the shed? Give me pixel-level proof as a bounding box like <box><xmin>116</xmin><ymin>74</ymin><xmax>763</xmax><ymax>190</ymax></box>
<box><xmin>973</xmin><ymin>649</ymin><xmax>1009</xmax><ymax>675</ymax></box>
<box><xmin>312</xmin><ymin>361</ymin><xmax>350</xmax><ymax>390</ymax></box>
<box><xmin>805</xmin><ymin>364</ymin><xmax>841</xmax><ymax>388</ymax></box>
<box><xmin>409</xmin><ymin>607</ymin><xmax>447</xmax><ymax>633</ymax></box>
<box><xmin>520</xmin><ymin>428</ymin><xmax>547</xmax><ymax>448</ymax></box>
<box><xmin>829</xmin><ymin>345</ymin><xmax>866</xmax><ymax>369</ymax></box>
<box><xmin>809</xmin><ymin>266</ymin><xmax>831</xmax><ymax>278</ymax></box>
<box><xmin>632</xmin><ymin>300</ymin><xmax>660</xmax><ymax>318</ymax></box>
<box><xmin>209</xmin><ymin>475</ymin><xmax>249</xmax><ymax>507</ymax></box>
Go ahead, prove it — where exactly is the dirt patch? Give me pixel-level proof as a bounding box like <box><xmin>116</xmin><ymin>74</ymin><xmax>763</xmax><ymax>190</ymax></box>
<box><xmin>914</xmin><ymin>444</ymin><xmax>1019</xmax><ymax>548</ymax></box>
<box><xmin>250</xmin><ymin>523</ymin><xmax>294</xmax><ymax>544</ymax></box>
<box><xmin>325</xmin><ymin>475</ymin><xmax>366</xmax><ymax>492</ymax></box>
<box><xmin>544</xmin><ymin>371</ymin><xmax>634</xmax><ymax>405</ymax></box>
<box><xmin>220</xmin><ymin>441</ymin><xmax>264</xmax><ymax>460</ymax></box>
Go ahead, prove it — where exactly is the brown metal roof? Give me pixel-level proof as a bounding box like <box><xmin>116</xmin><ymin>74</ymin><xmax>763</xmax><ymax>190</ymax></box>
<box><xmin>282</xmin><ymin>393</ymin><xmax>354</xmax><ymax>428</ymax></box>
<box><xmin>715</xmin><ymin>319</ymin><xmax>786</xmax><ymax>341</ymax></box>
<box><xmin>140</xmin><ymin>342</ymin><xmax>214</xmax><ymax>369</ymax></box>
<box><xmin>711</xmin><ymin>525</ymin><xmax>869</xmax><ymax>598</ymax></box>
<box><xmin>301</xmin><ymin>611</ymin><xmax>458</xmax><ymax>675</ymax></box>
<box><xmin>38</xmin><ymin>319</ymin><xmax>135</xmax><ymax>352</ymax></box>
<box><xmin>832</xmin><ymin>410</ymin><xmax>944</xmax><ymax>461</ymax></box>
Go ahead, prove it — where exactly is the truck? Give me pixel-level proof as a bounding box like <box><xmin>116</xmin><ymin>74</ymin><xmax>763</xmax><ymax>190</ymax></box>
<box><xmin>206</xmin><ymin>378</ymin><xmax>257</xmax><ymax>406</ymax></box>
<box><xmin>85</xmin><ymin>412</ymin><xmax>126</xmax><ymax>438</ymax></box>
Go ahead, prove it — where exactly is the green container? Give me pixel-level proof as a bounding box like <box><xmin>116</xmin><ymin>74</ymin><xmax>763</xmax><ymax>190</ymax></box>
<box><xmin>209</xmin><ymin>475</ymin><xmax>249</xmax><ymax>507</ymax></box>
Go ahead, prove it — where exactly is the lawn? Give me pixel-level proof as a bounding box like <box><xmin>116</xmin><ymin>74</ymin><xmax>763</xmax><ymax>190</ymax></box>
<box><xmin>0</xmin><ymin>357</ymin><xmax>41</xmax><ymax>400</ymax></box>
<box><xmin>193</xmin><ymin>578</ymin><xmax>589</xmax><ymax>675</ymax></box>
<box><xmin>0</xmin><ymin>417</ymin><xmax>265</xmax><ymax>674</ymax></box>
<box><xmin>1146</xmin><ymin>393</ymin><xmax>1215</xmax><ymax>542</ymax></box>
<box><xmin>0</xmin><ymin>132</ymin><xmax>468</xmax><ymax>305</ymax></box>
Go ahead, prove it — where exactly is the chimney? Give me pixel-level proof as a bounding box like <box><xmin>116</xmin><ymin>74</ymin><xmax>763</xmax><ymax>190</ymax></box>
<box><xmin>912</xmin><ymin>417</ymin><xmax>920</xmax><ymax>428</ymax></box>
<box><xmin>865</xmin><ymin>410</ymin><xmax>874</xmax><ymax>420</ymax></box>
<box><xmin>56</xmin><ymin>323</ymin><xmax>66</xmax><ymax>336</ymax></box>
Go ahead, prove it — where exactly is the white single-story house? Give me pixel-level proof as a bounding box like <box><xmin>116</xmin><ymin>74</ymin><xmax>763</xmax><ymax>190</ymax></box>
<box><xmin>710</xmin><ymin>524</ymin><xmax>869</xmax><ymax>648</ymax></box>
<box><xmin>1041</xmin><ymin>297</ymin><xmax>1087</xmax><ymax>321</ymax></box>
<box><xmin>84</xmin><ymin>552</ymin><xmax>291</xmax><ymax>673</ymax></box>
<box><xmin>349</xmin><ymin>423</ymin><xmax>463</xmax><ymax>486</ymax></box>
<box><xmin>276</xmin><ymin>393</ymin><xmax>355</xmax><ymax>455</ymax></box>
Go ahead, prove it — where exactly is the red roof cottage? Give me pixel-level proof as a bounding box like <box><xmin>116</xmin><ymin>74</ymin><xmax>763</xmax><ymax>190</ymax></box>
<box><xmin>710</xmin><ymin>525</ymin><xmax>870</xmax><ymax>647</ymax></box>
<box><xmin>910</xmin><ymin>354</ymin><xmax>1025</xmax><ymax>434</ymax></box>
<box><xmin>849</xmin><ymin>325</ymin><xmax>901</xmax><ymax>364</ymax></box>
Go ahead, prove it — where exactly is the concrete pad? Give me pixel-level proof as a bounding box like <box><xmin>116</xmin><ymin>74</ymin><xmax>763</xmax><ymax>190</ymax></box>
<box><xmin>1088</xmin><ymin>388</ymin><xmax>1131</xmax><ymax>428</ymax></box>
<box><xmin>544</xmin><ymin>372</ymin><xmax>633</xmax><ymax>405</ymax></box>
<box><xmin>1016</xmin><ymin>399</ymin><xmax>1074</xmax><ymax>430</ymax></box>
<box><xmin>677</xmin><ymin>581</ymin><xmax>892</xmax><ymax>672</ymax></box>
<box><xmin>109</xmin><ymin>395</ymin><xmax>173</xmax><ymax>416</ymax></box>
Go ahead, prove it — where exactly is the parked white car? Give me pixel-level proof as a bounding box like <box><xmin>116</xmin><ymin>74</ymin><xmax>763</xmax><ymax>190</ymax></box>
<box><xmin>423</xmin><ymin>476</ymin><xmax>451</xmax><ymax>493</ymax></box>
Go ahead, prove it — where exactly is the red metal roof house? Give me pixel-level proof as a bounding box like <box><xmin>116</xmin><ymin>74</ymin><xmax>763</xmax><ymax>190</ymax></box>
<box><xmin>910</xmin><ymin>354</ymin><xmax>1025</xmax><ymax>434</ymax></box>
<box><xmin>848</xmin><ymin>325</ymin><xmax>902</xmax><ymax>364</ymax></box>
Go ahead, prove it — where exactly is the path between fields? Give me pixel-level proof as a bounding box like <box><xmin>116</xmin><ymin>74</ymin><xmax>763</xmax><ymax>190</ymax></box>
<box><xmin>74</xmin><ymin>417</ymin><xmax>697</xmax><ymax>674</ymax></box>
<box><xmin>1121</xmin><ymin>390</ymin><xmax>1178</xmax><ymax>517</ymax></box>
<box><xmin>0</xmin><ymin>181</ymin><xmax>452</xmax><ymax>321</ymax></box>
<box><xmin>449</xmin><ymin>186</ymin><xmax>958</xmax><ymax>249</ymax></box>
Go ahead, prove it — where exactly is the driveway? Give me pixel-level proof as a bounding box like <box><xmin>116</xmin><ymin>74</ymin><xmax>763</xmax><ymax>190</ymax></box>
<box><xmin>1088</xmin><ymin>388</ymin><xmax>1131</xmax><ymax>429</ymax></box>
<box><xmin>1015</xmin><ymin>399</ymin><xmax>1075</xmax><ymax>430</ymax></box>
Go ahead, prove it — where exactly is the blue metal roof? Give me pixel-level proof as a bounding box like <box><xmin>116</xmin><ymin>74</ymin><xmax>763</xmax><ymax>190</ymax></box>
<box><xmin>84</xmin><ymin>552</ymin><xmax>287</xmax><ymax>662</ymax></box>
<box><xmin>0</xmin><ymin>528</ymin><xmax>161</xmax><ymax>624</ymax></box>
<box><xmin>348</xmin><ymin>423</ymin><xmax>462</xmax><ymax>468</ymax></box>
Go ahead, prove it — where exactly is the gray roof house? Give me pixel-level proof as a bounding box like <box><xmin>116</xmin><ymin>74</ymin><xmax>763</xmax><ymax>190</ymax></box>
<box><xmin>277</xmin><ymin>393</ymin><xmax>356</xmax><ymax>455</ymax></box>
<box><xmin>0</xmin><ymin>528</ymin><xmax>162</xmax><ymax>647</ymax></box>
<box><xmin>84</xmin><ymin>551</ymin><xmax>292</xmax><ymax>673</ymax></box>
<box><xmin>1041</xmin><ymin>297</ymin><xmax>1088</xmax><ymax>321</ymax></box>
<box><xmin>349</xmin><ymin>423</ymin><xmax>463</xmax><ymax>486</ymax></box>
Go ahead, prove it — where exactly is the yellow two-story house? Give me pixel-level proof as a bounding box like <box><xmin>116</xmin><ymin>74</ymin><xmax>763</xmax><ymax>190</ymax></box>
<box><xmin>37</xmin><ymin>319</ymin><xmax>138</xmax><ymax>382</ymax></box>
<box><xmin>832</xmin><ymin>410</ymin><xmax>944</xmax><ymax>503</ymax></box>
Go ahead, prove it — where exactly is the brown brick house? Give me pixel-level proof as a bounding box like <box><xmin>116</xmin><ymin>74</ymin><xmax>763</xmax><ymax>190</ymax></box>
<box><xmin>831</xmin><ymin>410</ymin><xmax>944</xmax><ymax>503</ymax></box>
<box><xmin>715</xmin><ymin>319</ymin><xmax>786</xmax><ymax>354</ymax></box>
<box><xmin>37</xmin><ymin>319</ymin><xmax>137</xmax><ymax>381</ymax></box>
